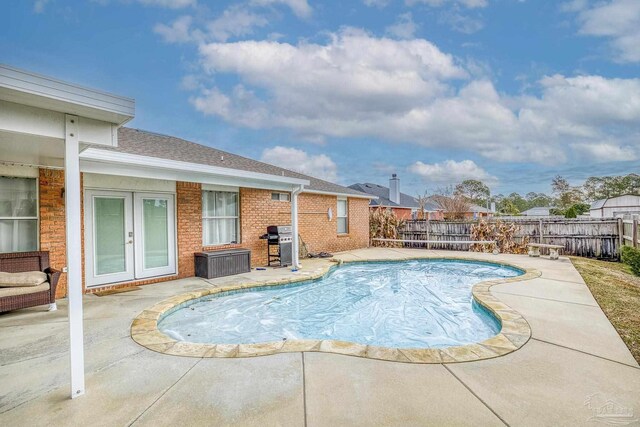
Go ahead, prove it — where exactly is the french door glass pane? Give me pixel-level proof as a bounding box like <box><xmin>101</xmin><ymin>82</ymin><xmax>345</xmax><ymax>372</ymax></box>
<box><xmin>143</xmin><ymin>198</ymin><xmax>169</xmax><ymax>269</ymax></box>
<box><xmin>94</xmin><ymin>197</ymin><xmax>126</xmax><ymax>275</ymax></box>
<box><xmin>0</xmin><ymin>219</ymin><xmax>37</xmax><ymax>252</ymax></box>
<box><xmin>203</xmin><ymin>218</ymin><xmax>237</xmax><ymax>245</ymax></box>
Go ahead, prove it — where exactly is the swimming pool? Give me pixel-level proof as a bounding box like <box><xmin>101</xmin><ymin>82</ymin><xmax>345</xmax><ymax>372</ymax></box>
<box><xmin>158</xmin><ymin>259</ymin><xmax>523</xmax><ymax>349</ymax></box>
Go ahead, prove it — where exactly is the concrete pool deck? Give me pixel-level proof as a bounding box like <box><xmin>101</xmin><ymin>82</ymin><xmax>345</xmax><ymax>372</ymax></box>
<box><xmin>1</xmin><ymin>248</ymin><xmax>639</xmax><ymax>426</ymax></box>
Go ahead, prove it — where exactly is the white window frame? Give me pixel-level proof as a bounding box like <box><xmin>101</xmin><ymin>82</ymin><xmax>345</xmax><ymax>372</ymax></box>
<box><xmin>337</xmin><ymin>197</ymin><xmax>348</xmax><ymax>235</ymax></box>
<box><xmin>202</xmin><ymin>190</ymin><xmax>240</xmax><ymax>246</ymax></box>
<box><xmin>0</xmin><ymin>176</ymin><xmax>39</xmax><ymax>253</ymax></box>
<box><xmin>271</xmin><ymin>192</ymin><xmax>291</xmax><ymax>202</ymax></box>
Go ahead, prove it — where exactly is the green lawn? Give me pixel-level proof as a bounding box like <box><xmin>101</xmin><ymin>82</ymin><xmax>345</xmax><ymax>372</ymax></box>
<box><xmin>571</xmin><ymin>256</ymin><xmax>640</xmax><ymax>364</ymax></box>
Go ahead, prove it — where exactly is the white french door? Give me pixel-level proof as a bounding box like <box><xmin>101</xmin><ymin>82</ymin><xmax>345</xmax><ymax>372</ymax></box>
<box><xmin>85</xmin><ymin>190</ymin><xmax>176</xmax><ymax>288</ymax></box>
<box><xmin>134</xmin><ymin>193</ymin><xmax>176</xmax><ymax>279</ymax></box>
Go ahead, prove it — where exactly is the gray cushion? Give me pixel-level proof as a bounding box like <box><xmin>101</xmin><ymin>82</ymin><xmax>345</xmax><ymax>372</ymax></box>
<box><xmin>0</xmin><ymin>271</ymin><xmax>48</xmax><ymax>287</ymax></box>
<box><xmin>0</xmin><ymin>282</ymin><xmax>49</xmax><ymax>297</ymax></box>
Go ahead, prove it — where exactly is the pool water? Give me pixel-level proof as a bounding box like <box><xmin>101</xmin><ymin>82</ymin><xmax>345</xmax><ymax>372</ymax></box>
<box><xmin>159</xmin><ymin>260</ymin><xmax>522</xmax><ymax>349</ymax></box>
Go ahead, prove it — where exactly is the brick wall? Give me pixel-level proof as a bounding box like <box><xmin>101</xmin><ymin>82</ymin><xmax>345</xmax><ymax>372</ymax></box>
<box><xmin>176</xmin><ymin>181</ymin><xmax>203</xmax><ymax>278</ymax></box>
<box><xmin>237</xmin><ymin>188</ymin><xmax>291</xmax><ymax>266</ymax></box>
<box><xmin>38</xmin><ymin>168</ymin><xmax>68</xmax><ymax>298</ymax></box>
<box><xmin>298</xmin><ymin>193</ymin><xmax>369</xmax><ymax>255</ymax></box>
<box><xmin>35</xmin><ymin>175</ymin><xmax>370</xmax><ymax>296</ymax></box>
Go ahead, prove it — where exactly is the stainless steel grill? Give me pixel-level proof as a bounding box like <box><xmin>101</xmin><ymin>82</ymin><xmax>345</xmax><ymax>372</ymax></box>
<box><xmin>261</xmin><ymin>225</ymin><xmax>293</xmax><ymax>267</ymax></box>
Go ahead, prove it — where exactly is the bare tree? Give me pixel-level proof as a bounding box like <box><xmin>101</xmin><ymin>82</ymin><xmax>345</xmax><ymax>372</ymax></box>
<box><xmin>432</xmin><ymin>186</ymin><xmax>471</xmax><ymax>220</ymax></box>
<box><xmin>415</xmin><ymin>191</ymin><xmax>429</xmax><ymax>220</ymax></box>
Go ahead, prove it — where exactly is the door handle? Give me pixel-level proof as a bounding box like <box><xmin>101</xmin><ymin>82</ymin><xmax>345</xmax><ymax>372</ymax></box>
<box><xmin>127</xmin><ymin>240</ymin><xmax>133</xmax><ymax>244</ymax></box>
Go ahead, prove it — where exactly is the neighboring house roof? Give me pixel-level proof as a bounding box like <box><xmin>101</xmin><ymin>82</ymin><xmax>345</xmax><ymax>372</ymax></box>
<box><xmin>521</xmin><ymin>207</ymin><xmax>553</xmax><ymax>216</ymax></box>
<box><xmin>590</xmin><ymin>199</ymin><xmax>607</xmax><ymax>210</ymax></box>
<box><xmin>470</xmin><ymin>204</ymin><xmax>492</xmax><ymax>213</ymax></box>
<box><xmin>348</xmin><ymin>183</ymin><xmax>440</xmax><ymax>210</ymax></box>
<box><xmin>590</xmin><ymin>194</ymin><xmax>640</xmax><ymax>210</ymax></box>
<box><xmin>95</xmin><ymin>128</ymin><xmax>372</xmax><ymax>198</ymax></box>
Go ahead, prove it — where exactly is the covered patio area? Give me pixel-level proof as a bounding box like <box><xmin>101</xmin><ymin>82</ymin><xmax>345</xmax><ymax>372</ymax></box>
<box><xmin>1</xmin><ymin>249</ymin><xmax>638</xmax><ymax>426</ymax></box>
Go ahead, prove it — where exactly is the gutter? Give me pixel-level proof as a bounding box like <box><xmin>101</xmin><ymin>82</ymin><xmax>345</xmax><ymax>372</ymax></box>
<box><xmin>302</xmin><ymin>188</ymin><xmax>377</xmax><ymax>200</ymax></box>
<box><xmin>291</xmin><ymin>184</ymin><xmax>305</xmax><ymax>269</ymax></box>
<box><xmin>81</xmin><ymin>148</ymin><xmax>310</xmax><ymax>186</ymax></box>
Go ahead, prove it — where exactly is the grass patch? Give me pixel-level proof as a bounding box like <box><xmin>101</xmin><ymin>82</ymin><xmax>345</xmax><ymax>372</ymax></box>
<box><xmin>570</xmin><ymin>256</ymin><xmax>640</xmax><ymax>364</ymax></box>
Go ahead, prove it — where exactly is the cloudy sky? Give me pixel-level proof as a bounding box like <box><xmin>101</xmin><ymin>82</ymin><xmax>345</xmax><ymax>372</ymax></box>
<box><xmin>3</xmin><ymin>0</ymin><xmax>640</xmax><ymax>196</ymax></box>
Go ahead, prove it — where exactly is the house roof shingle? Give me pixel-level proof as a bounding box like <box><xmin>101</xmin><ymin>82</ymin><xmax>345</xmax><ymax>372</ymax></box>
<box><xmin>96</xmin><ymin>128</ymin><xmax>371</xmax><ymax>198</ymax></box>
<box><xmin>348</xmin><ymin>182</ymin><xmax>441</xmax><ymax>210</ymax></box>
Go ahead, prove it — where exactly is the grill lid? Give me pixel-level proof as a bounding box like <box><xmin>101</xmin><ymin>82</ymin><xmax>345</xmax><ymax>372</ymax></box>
<box><xmin>267</xmin><ymin>225</ymin><xmax>292</xmax><ymax>235</ymax></box>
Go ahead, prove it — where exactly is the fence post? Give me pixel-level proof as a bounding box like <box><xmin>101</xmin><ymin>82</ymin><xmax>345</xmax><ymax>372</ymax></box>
<box><xmin>618</xmin><ymin>218</ymin><xmax>624</xmax><ymax>249</ymax></box>
<box><xmin>634</xmin><ymin>217</ymin><xmax>639</xmax><ymax>248</ymax></box>
<box><xmin>426</xmin><ymin>219</ymin><xmax>431</xmax><ymax>250</ymax></box>
<box><xmin>539</xmin><ymin>219</ymin><xmax>544</xmax><ymax>244</ymax></box>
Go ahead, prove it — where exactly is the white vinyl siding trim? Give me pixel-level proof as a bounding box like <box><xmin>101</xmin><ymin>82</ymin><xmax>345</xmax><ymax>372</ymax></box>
<box><xmin>0</xmin><ymin>176</ymin><xmax>38</xmax><ymax>252</ymax></box>
<box><xmin>337</xmin><ymin>197</ymin><xmax>348</xmax><ymax>234</ymax></box>
<box><xmin>202</xmin><ymin>190</ymin><xmax>240</xmax><ymax>246</ymax></box>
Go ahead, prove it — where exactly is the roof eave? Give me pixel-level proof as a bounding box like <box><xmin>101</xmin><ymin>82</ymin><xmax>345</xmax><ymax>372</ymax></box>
<box><xmin>0</xmin><ymin>64</ymin><xmax>135</xmax><ymax>126</ymax></box>
<box><xmin>81</xmin><ymin>148</ymin><xmax>310</xmax><ymax>186</ymax></box>
<box><xmin>303</xmin><ymin>188</ymin><xmax>378</xmax><ymax>199</ymax></box>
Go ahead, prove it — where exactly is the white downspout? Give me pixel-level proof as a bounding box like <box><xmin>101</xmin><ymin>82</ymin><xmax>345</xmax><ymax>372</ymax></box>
<box><xmin>291</xmin><ymin>185</ymin><xmax>304</xmax><ymax>269</ymax></box>
<box><xmin>64</xmin><ymin>115</ymin><xmax>85</xmax><ymax>398</ymax></box>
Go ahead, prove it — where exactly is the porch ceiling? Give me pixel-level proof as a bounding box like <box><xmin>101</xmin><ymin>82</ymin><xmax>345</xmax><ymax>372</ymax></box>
<box><xmin>0</xmin><ymin>130</ymin><xmax>64</xmax><ymax>168</ymax></box>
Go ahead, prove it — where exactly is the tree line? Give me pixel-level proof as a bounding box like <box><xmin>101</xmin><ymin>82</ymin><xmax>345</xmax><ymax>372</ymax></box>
<box><xmin>438</xmin><ymin>173</ymin><xmax>639</xmax><ymax>218</ymax></box>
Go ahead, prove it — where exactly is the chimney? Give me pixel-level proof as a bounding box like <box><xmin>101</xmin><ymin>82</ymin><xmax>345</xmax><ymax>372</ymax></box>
<box><xmin>389</xmin><ymin>174</ymin><xmax>400</xmax><ymax>205</ymax></box>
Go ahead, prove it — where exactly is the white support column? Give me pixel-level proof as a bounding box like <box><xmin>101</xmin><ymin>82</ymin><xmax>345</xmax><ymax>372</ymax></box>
<box><xmin>291</xmin><ymin>185</ymin><xmax>304</xmax><ymax>269</ymax></box>
<box><xmin>64</xmin><ymin>115</ymin><xmax>85</xmax><ymax>398</ymax></box>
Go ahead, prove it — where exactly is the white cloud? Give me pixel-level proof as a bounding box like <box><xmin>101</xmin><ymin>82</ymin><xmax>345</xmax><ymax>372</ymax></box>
<box><xmin>33</xmin><ymin>0</ymin><xmax>50</xmax><ymax>13</ymax></box>
<box><xmin>439</xmin><ymin>11</ymin><xmax>484</xmax><ymax>34</ymax></box>
<box><xmin>408</xmin><ymin>160</ymin><xmax>497</xmax><ymax>184</ymax></box>
<box><xmin>386</xmin><ymin>13</ymin><xmax>418</xmax><ymax>39</ymax></box>
<box><xmin>187</xmin><ymin>28</ymin><xmax>640</xmax><ymax>165</ymax></box>
<box><xmin>250</xmin><ymin>0</ymin><xmax>312</xmax><ymax>18</ymax></box>
<box><xmin>137</xmin><ymin>0</ymin><xmax>196</xmax><ymax>8</ymax></box>
<box><xmin>154</xmin><ymin>15</ymin><xmax>193</xmax><ymax>43</ymax></box>
<box><xmin>406</xmin><ymin>0</ymin><xmax>488</xmax><ymax>9</ymax></box>
<box><xmin>154</xmin><ymin>5</ymin><xmax>269</xmax><ymax>44</ymax></box>
<box><xmin>363</xmin><ymin>0</ymin><xmax>390</xmax><ymax>7</ymax></box>
<box><xmin>261</xmin><ymin>146</ymin><xmax>338</xmax><ymax>181</ymax></box>
<box><xmin>571</xmin><ymin>142</ymin><xmax>637</xmax><ymax>162</ymax></box>
<box><xmin>568</xmin><ymin>0</ymin><xmax>640</xmax><ymax>63</ymax></box>
<box><xmin>207</xmin><ymin>6</ymin><xmax>268</xmax><ymax>42</ymax></box>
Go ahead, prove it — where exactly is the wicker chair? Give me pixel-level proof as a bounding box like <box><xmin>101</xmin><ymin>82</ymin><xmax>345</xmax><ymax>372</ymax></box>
<box><xmin>0</xmin><ymin>251</ymin><xmax>61</xmax><ymax>313</ymax></box>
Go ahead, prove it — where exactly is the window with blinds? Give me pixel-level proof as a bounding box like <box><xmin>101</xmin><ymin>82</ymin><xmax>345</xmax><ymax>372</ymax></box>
<box><xmin>202</xmin><ymin>190</ymin><xmax>239</xmax><ymax>245</ymax></box>
<box><xmin>0</xmin><ymin>177</ymin><xmax>38</xmax><ymax>253</ymax></box>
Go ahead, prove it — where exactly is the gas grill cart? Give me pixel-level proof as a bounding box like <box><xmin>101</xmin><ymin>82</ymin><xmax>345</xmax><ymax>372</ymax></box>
<box><xmin>260</xmin><ymin>225</ymin><xmax>293</xmax><ymax>267</ymax></box>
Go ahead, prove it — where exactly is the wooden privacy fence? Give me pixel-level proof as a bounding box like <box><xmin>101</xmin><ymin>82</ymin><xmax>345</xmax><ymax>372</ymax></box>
<box><xmin>399</xmin><ymin>218</ymin><xmax>622</xmax><ymax>259</ymax></box>
<box><xmin>621</xmin><ymin>216</ymin><xmax>640</xmax><ymax>248</ymax></box>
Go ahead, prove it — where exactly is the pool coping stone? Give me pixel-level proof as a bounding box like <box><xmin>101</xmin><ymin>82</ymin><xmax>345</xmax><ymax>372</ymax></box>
<box><xmin>131</xmin><ymin>255</ymin><xmax>540</xmax><ymax>364</ymax></box>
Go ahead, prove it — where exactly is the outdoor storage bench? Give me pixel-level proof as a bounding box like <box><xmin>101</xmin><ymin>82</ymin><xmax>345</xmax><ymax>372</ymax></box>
<box><xmin>0</xmin><ymin>251</ymin><xmax>61</xmax><ymax>313</ymax></box>
<box><xmin>195</xmin><ymin>249</ymin><xmax>251</xmax><ymax>279</ymax></box>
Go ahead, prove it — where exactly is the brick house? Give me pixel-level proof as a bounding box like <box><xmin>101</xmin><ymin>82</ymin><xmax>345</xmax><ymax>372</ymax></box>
<box><xmin>0</xmin><ymin>66</ymin><xmax>374</xmax><ymax>300</ymax></box>
<box><xmin>349</xmin><ymin>174</ymin><xmax>442</xmax><ymax>220</ymax></box>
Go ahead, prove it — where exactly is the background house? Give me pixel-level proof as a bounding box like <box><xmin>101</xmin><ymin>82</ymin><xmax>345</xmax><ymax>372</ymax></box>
<box><xmin>349</xmin><ymin>174</ymin><xmax>441</xmax><ymax>220</ymax></box>
<box><xmin>590</xmin><ymin>195</ymin><xmax>640</xmax><ymax>218</ymax></box>
<box><xmin>426</xmin><ymin>196</ymin><xmax>493</xmax><ymax>220</ymax></box>
<box><xmin>520</xmin><ymin>207</ymin><xmax>554</xmax><ymax>217</ymax></box>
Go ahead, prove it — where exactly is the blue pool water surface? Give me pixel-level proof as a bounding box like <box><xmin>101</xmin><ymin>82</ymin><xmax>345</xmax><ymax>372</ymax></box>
<box><xmin>159</xmin><ymin>259</ymin><xmax>522</xmax><ymax>348</ymax></box>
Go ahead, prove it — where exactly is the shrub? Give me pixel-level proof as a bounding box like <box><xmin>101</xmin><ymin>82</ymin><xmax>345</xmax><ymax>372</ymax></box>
<box><xmin>369</xmin><ymin>208</ymin><xmax>405</xmax><ymax>247</ymax></box>
<box><xmin>621</xmin><ymin>246</ymin><xmax>640</xmax><ymax>276</ymax></box>
<box><xmin>470</xmin><ymin>220</ymin><xmax>529</xmax><ymax>254</ymax></box>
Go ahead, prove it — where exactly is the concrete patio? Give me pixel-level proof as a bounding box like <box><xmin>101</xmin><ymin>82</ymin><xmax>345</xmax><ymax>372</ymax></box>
<box><xmin>1</xmin><ymin>248</ymin><xmax>639</xmax><ymax>426</ymax></box>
